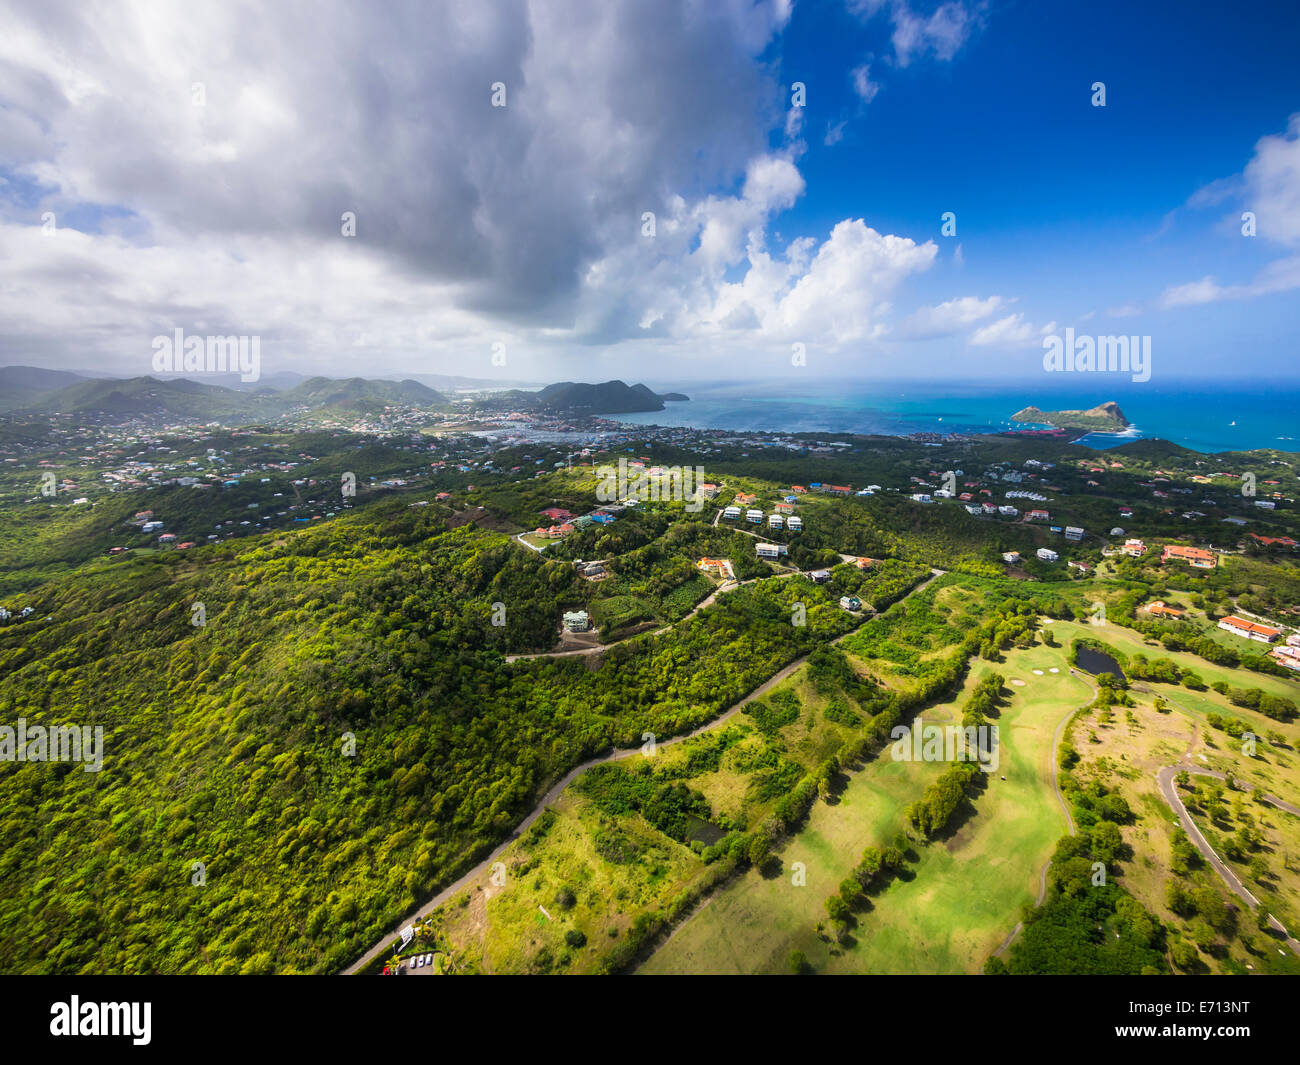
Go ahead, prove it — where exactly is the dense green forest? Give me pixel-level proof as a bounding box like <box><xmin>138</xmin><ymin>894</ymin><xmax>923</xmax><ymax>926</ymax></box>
<box><xmin>0</xmin><ymin>497</ymin><xmax>870</xmax><ymax>973</ymax></box>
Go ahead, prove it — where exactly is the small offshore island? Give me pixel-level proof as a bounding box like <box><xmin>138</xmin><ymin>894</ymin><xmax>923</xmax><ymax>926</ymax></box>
<box><xmin>1011</xmin><ymin>400</ymin><xmax>1130</xmax><ymax>435</ymax></box>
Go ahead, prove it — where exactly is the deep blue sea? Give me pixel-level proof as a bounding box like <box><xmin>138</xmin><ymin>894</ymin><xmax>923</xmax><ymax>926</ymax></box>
<box><xmin>613</xmin><ymin>380</ymin><xmax>1300</xmax><ymax>454</ymax></box>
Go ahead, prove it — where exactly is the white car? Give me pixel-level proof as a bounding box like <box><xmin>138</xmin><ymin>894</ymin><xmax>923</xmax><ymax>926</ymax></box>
<box><xmin>424</xmin><ymin>953</ymin><xmax>433</xmax><ymax>966</ymax></box>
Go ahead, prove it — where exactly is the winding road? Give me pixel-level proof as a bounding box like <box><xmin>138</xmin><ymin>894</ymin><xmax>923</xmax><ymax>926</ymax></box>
<box><xmin>343</xmin><ymin>566</ymin><xmax>946</xmax><ymax>974</ymax></box>
<box><xmin>504</xmin><ymin>571</ymin><xmax>801</xmax><ymax>663</ymax></box>
<box><xmin>1156</xmin><ymin>763</ymin><xmax>1300</xmax><ymax>958</ymax></box>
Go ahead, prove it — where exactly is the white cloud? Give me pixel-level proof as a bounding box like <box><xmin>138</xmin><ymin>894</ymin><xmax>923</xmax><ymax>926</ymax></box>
<box><xmin>1158</xmin><ymin>257</ymin><xmax>1300</xmax><ymax>309</ymax></box>
<box><xmin>890</xmin><ymin>2</ymin><xmax>976</xmax><ymax>66</ymax></box>
<box><xmin>1243</xmin><ymin>112</ymin><xmax>1300</xmax><ymax>248</ymax></box>
<box><xmin>851</xmin><ymin>63</ymin><xmax>881</xmax><ymax>103</ymax></box>
<box><xmin>1159</xmin><ymin>276</ymin><xmax>1226</xmax><ymax>309</ymax></box>
<box><xmin>896</xmin><ymin>294</ymin><xmax>1002</xmax><ymax>339</ymax></box>
<box><xmin>848</xmin><ymin>1</ymin><xmax>979</xmax><ymax>68</ymax></box>
<box><xmin>775</xmin><ymin>220</ymin><xmax>936</xmax><ymax>342</ymax></box>
<box><xmin>0</xmin><ymin>0</ymin><xmax>1001</xmax><ymax>379</ymax></box>
<box><xmin>1139</xmin><ymin>114</ymin><xmax>1300</xmax><ymax>316</ymax></box>
<box><xmin>969</xmin><ymin>312</ymin><xmax>1037</xmax><ymax>348</ymax></box>
<box><xmin>0</xmin><ymin>0</ymin><xmax>813</xmax><ymax>374</ymax></box>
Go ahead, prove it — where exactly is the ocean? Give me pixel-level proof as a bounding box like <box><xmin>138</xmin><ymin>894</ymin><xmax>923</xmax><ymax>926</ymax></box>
<box><xmin>612</xmin><ymin>380</ymin><xmax>1300</xmax><ymax>454</ymax></box>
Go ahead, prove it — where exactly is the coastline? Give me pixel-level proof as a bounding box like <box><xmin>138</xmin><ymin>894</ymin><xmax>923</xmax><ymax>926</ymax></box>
<box><xmin>607</xmin><ymin>382</ymin><xmax>1300</xmax><ymax>454</ymax></box>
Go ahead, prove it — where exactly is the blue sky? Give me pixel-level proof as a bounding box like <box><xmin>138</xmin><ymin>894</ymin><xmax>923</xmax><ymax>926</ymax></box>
<box><xmin>763</xmin><ymin>0</ymin><xmax>1300</xmax><ymax>380</ymax></box>
<box><xmin>1</xmin><ymin>0</ymin><xmax>1297</xmax><ymax>387</ymax></box>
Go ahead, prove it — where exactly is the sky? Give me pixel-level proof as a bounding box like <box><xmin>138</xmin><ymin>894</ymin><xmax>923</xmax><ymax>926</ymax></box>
<box><xmin>1</xmin><ymin>0</ymin><xmax>1298</xmax><ymax>389</ymax></box>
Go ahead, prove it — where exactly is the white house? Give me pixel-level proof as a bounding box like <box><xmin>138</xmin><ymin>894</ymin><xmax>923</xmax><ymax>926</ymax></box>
<box><xmin>787</xmin><ymin>516</ymin><xmax>803</xmax><ymax>531</ymax></box>
<box><xmin>723</xmin><ymin>505</ymin><xmax>741</xmax><ymax>520</ymax></box>
<box><xmin>1218</xmin><ymin>615</ymin><xmax>1280</xmax><ymax>643</ymax></box>
<box><xmin>1064</xmin><ymin>526</ymin><xmax>1084</xmax><ymax>542</ymax></box>
<box><xmin>1036</xmin><ymin>547</ymin><xmax>1059</xmax><ymax>562</ymax></box>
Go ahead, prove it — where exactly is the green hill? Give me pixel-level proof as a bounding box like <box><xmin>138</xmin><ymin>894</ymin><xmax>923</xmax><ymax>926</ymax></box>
<box><xmin>283</xmin><ymin>376</ymin><xmax>445</xmax><ymax>410</ymax></box>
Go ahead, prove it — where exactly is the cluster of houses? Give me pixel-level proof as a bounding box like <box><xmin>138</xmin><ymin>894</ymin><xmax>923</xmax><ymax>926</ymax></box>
<box><xmin>722</xmin><ymin>490</ymin><xmax>804</xmax><ymax>532</ymax></box>
<box><xmin>1215</xmin><ymin>615</ymin><xmax>1300</xmax><ymax>672</ymax></box>
<box><xmin>532</xmin><ymin>504</ymin><xmax>620</xmax><ymax>539</ymax></box>
<box><xmin>1270</xmin><ymin>633</ymin><xmax>1300</xmax><ymax>671</ymax></box>
<box><xmin>1117</xmin><ymin>539</ymin><xmax>1221</xmax><ymax>570</ymax></box>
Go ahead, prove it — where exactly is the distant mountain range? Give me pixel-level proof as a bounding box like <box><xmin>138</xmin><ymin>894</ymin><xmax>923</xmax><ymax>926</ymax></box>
<box><xmin>0</xmin><ymin>366</ymin><xmax>685</xmax><ymax>420</ymax></box>
<box><xmin>477</xmin><ymin>379</ymin><xmax>688</xmax><ymax>414</ymax></box>
<box><xmin>0</xmin><ymin>366</ymin><xmax>446</xmax><ymax>419</ymax></box>
<box><xmin>0</xmin><ymin>365</ymin><xmax>90</xmax><ymax>410</ymax></box>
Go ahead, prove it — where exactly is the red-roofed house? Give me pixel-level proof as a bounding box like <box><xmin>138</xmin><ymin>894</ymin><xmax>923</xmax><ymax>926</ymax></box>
<box><xmin>1161</xmin><ymin>545</ymin><xmax>1216</xmax><ymax>568</ymax></box>
<box><xmin>1218</xmin><ymin>615</ymin><xmax>1280</xmax><ymax>643</ymax></box>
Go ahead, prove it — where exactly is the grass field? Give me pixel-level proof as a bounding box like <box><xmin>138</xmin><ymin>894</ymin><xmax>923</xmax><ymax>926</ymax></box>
<box><xmin>422</xmin><ymin>599</ymin><xmax>1300</xmax><ymax>976</ymax></box>
<box><xmin>640</xmin><ymin>638</ymin><xmax>1091</xmax><ymax>974</ymax></box>
<box><xmin>420</xmin><ymin>662</ymin><xmax>868</xmax><ymax>973</ymax></box>
<box><xmin>1065</xmin><ymin>669</ymin><xmax>1300</xmax><ymax>975</ymax></box>
<box><xmin>432</xmin><ymin>788</ymin><xmax>706</xmax><ymax>974</ymax></box>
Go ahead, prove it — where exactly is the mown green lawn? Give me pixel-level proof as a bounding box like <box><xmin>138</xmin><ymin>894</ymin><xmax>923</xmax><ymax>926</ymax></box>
<box><xmin>641</xmin><ymin>638</ymin><xmax>1090</xmax><ymax>974</ymax></box>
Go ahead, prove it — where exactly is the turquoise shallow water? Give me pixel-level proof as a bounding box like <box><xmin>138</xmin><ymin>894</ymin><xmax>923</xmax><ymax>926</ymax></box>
<box><xmin>613</xmin><ymin>380</ymin><xmax>1300</xmax><ymax>453</ymax></box>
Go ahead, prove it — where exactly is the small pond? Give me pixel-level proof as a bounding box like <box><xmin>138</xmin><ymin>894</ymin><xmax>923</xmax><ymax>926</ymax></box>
<box><xmin>684</xmin><ymin>814</ymin><xmax>727</xmax><ymax>847</ymax></box>
<box><xmin>1075</xmin><ymin>645</ymin><xmax>1126</xmax><ymax>681</ymax></box>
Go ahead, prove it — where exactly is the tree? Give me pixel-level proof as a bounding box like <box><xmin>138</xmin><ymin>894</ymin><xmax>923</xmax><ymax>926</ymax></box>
<box><xmin>1092</xmin><ymin>820</ymin><xmax>1123</xmax><ymax>865</ymax></box>
<box><xmin>1188</xmin><ymin>918</ymin><xmax>1217</xmax><ymax>951</ymax></box>
<box><xmin>1170</xmin><ymin>937</ymin><xmax>1199</xmax><ymax>971</ymax></box>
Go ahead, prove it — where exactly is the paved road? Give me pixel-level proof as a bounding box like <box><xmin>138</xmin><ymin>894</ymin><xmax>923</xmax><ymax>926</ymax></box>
<box><xmin>1156</xmin><ymin>764</ymin><xmax>1300</xmax><ymax>958</ymax></box>
<box><xmin>1175</xmin><ymin>765</ymin><xmax>1300</xmax><ymax>818</ymax></box>
<box><xmin>504</xmin><ymin>571</ymin><xmax>800</xmax><ymax>663</ymax></box>
<box><xmin>343</xmin><ymin>567</ymin><xmax>946</xmax><ymax>975</ymax></box>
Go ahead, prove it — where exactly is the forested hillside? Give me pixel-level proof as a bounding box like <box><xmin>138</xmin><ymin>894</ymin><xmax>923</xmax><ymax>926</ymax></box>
<box><xmin>0</xmin><ymin>497</ymin><xmax>854</xmax><ymax>973</ymax></box>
